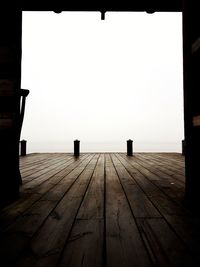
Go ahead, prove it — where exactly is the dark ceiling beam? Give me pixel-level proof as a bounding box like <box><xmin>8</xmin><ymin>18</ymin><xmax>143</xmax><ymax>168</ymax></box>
<box><xmin>13</xmin><ymin>1</ymin><xmax>183</xmax><ymax>12</ymax></box>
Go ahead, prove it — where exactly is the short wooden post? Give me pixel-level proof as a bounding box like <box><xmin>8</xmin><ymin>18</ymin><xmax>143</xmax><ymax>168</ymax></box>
<box><xmin>182</xmin><ymin>140</ymin><xmax>185</xmax><ymax>156</ymax></box>
<box><xmin>20</xmin><ymin>140</ymin><xmax>27</xmax><ymax>156</ymax></box>
<box><xmin>127</xmin><ymin>139</ymin><xmax>133</xmax><ymax>156</ymax></box>
<box><xmin>74</xmin><ymin>139</ymin><xmax>80</xmax><ymax>157</ymax></box>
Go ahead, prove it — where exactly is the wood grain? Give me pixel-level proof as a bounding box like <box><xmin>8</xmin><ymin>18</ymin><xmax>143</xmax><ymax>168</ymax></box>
<box><xmin>0</xmin><ymin>153</ymin><xmax>199</xmax><ymax>267</ymax></box>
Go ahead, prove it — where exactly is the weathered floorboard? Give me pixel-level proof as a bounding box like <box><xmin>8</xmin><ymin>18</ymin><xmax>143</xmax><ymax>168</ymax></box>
<box><xmin>110</xmin><ymin>154</ymin><xmax>161</xmax><ymax>218</ymax></box>
<box><xmin>59</xmin><ymin>154</ymin><xmax>105</xmax><ymax>267</ymax></box>
<box><xmin>0</xmin><ymin>153</ymin><xmax>199</xmax><ymax>267</ymax></box>
<box><xmin>0</xmin><ymin>154</ymin><xmax>90</xmax><ymax>232</ymax></box>
<box><xmin>16</xmin><ymin>154</ymin><xmax>99</xmax><ymax>267</ymax></box>
<box><xmin>105</xmin><ymin>154</ymin><xmax>152</xmax><ymax>267</ymax></box>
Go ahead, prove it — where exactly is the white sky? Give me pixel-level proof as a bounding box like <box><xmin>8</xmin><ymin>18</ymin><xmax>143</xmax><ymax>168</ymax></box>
<box><xmin>21</xmin><ymin>11</ymin><xmax>184</xmax><ymax>153</ymax></box>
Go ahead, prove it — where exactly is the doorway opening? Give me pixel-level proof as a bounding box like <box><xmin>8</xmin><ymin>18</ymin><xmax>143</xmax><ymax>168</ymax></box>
<box><xmin>21</xmin><ymin>11</ymin><xmax>184</xmax><ymax>153</ymax></box>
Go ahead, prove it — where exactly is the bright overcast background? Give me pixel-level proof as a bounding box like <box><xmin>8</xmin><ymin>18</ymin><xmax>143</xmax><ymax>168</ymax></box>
<box><xmin>21</xmin><ymin>11</ymin><xmax>184</xmax><ymax>153</ymax></box>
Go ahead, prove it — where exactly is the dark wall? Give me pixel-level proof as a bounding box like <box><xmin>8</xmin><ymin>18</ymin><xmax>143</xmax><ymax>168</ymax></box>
<box><xmin>0</xmin><ymin>7</ymin><xmax>22</xmax><ymax>207</ymax></box>
<box><xmin>183</xmin><ymin>1</ymin><xmax>200</xmax><ymax>205</ymax></box>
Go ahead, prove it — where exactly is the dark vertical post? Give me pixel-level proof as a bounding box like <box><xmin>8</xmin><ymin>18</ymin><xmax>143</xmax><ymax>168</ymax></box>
<box><xmin>19</xmin><ymin>89</ymin><xmax>30</xmax><ymax>138</ymax></box>
<box><xmin>0</xmin><ymin>8</ymin><xmax>22</xmax><ymax>207</ymax></box>
<box><xmin>101</xmin><ymin>11</ymin><xmax>106</xmax><ymax>20</ymax></box>
<box><xmin>127</xmin><ymin>139</ymin><xmax>133</xmax><ymax>156</ymax></box>
<box><xmin>182</xmin><ymin>140</ymin><xmax>185</xmax><ymax>156</ymax></box>
<box><xmin>183</xmin><ymin>0</ymin><xmax>200</xmax><ymax>207</ymax></box>
<box><xmin>20</xmin><ymin>140</ymin><xmax>27</xmax><ymax>156</ymax></box>
<box><xmin>74</xmin><ymin>140</ymin><xmax>80</xmax><ymax>157</ymax></box>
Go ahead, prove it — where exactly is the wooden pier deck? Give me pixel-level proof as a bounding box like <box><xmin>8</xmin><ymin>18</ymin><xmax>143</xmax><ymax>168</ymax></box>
<box><xmin>1</xmin><ymin>153</ymin><xmax>200</xmax><ymax>267</ymax></box>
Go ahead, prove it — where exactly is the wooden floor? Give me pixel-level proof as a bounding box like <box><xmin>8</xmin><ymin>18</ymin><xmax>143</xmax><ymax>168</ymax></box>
<box><xmin>1</xmin><ymin>153</ymin><xmax>200</xmax><ymax>266</ymax></box>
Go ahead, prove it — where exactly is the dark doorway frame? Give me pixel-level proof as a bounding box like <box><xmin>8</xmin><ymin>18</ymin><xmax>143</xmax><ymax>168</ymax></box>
<box><xmin>0</xmin><ymin>1</ymin><xmax>199</xmax><ymax>209</ymax></box>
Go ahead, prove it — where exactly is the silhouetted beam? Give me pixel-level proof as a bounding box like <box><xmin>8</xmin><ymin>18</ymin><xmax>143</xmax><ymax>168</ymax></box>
<box><xmin>10</xmin><ymin>0</ymin><xmax>182</xmax><ymax>12</ymax></box>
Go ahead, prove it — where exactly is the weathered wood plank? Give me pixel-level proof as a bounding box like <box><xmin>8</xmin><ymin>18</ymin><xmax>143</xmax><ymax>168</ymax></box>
<box><xmin>40</xmin><ymin>154</ymin><xmax>94</xmax><ymax>202</ymax></box>
<box><xmin>139</xmin><ymin>153</ymin><xmax>185</xmax><ymax>177</ymax></box>
<box><xmin>111</xmin><ymin>154</ymin><xmax>161</xmax><ymax>218</ymax></box>
<box><xmin>20</xmin><ymin>154</ymin><xmax>70</xmax><ymax>178</ymax></box>
<box><xmin>145</xmin><ymin>153</ymin><xmax>186</xmax><ymax>183</ymax></box>
<box><xmin>128</xmin><ymin>154</ymin><xmax>185</xmax><ymax>200</ymax></box>
<box><xmin>21</xmin><ymin>154</ymin><xmax>71</xmax><ymax>183</ymax></box>
<box><xmin>19</xmin><ymin>153</ymin><xmax>50</xmax><ymax>167</ymax></box>
<box><xmin>119</xmin><ymin>154</ymin><xmax>185</xmax><ymax>203</ymax></box>
<box><xmin>21</xmin><ymin>159</ymin><xmax>75</xmax><ymax>190</ymax></box>
<box><xmin>120</xmin><ymin>153</ymin><xmax>184</xmax><ymax>187</ymax></box>
<box><xmin>0</xmin><ymin>154</ymin><xmax>97</xmax><ymax>265</ymax></box>
<box><xmin>116</xmin><ymin>154</ymin><xmax>188</xmax><ymax>216</ymax></box>
<box><xmin>149</xmin><ymin>153</ymin><xmax>184</xmax><ymax>170</ymax></box>
<box><xmin>164</xmin><ymin>214</ymin><xmax>200</xmax><ymax>263</ymax></box>
<box><xmin>135</xmin><ymin>154</ymin><xmax>185</xmax><ymax>183</ymax></box>
<box><xmin>137</xmin><ymin>218</ymin><xmax>199</xmax><ymax>267</ymax></box>
<box><xmin>1</xmin><ymin>153</ymin><xmax>199</xmax><ymax>267</ymax></box>
<box><xmin>20</xmin><ymin>153</ymin><xmax>61</xmax><ymax>169</ymax></box>
<box><xmin>16</xmin><ymin>155</ymin><xmax>99</xmax><ymax>267</ymax></box>
<box><xmin>59</xmin><ymin>154</ymin><xmax>105</xmax><ymax>267</ymax></box>
<box><xmin>0</xmin><ymin>154</ymin><xmax>91</xmax><ymax>231</ymax></box>
<box><xmin>105</xmin><ymin>154</ymin><xmax>152</xmax><ymax>267</ymax></box>
<box><xmin>21</xmin><ymin>154</ymin><xmax>89</xmax><ymax>192</ymax></box>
